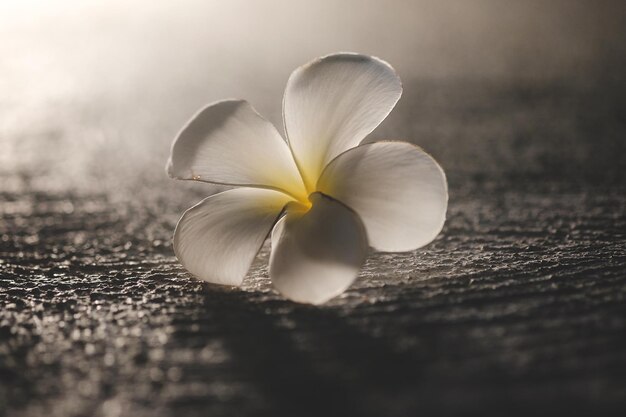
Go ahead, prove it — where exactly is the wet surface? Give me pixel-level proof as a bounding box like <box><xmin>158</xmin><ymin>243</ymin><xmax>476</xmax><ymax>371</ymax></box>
<box><xmin>1</xmin><ymin>75</ymin><xmax>626</xmax><ymax>416</ymax></box>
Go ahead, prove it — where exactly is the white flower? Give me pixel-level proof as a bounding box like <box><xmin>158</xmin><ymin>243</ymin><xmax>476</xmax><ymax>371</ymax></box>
<box><xmin>166</xmin><ymin>53</ymin><xmax>448</xmax><ymax>304</ymax></box>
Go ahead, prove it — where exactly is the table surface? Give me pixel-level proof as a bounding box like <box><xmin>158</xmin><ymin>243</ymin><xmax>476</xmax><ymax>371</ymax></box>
<box><xmin>1</xmin><ymin>77</ymin><xmax>625</xmax><ymax>417</ymax></box>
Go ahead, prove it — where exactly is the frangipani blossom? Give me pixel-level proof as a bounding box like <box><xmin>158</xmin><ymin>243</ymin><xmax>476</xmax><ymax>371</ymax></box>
<box><xmin>167</xmin><ymin>53</ymin><xmax>448</xmax><ymax>304</ymax></box>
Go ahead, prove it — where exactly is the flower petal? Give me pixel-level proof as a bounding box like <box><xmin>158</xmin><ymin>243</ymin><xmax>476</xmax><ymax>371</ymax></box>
<box><xmin>283</xmin><ymin>53</ymin><xmax>402</xmax><ymax>191</ymax></box>
<box><xmin>167</xmin><ymin>99</ymin><xmax>307</xmax><ymax>201</ymax></box>
<box><xmin>269</xmin><ymin>193</ymin><xmax>368</xmax><ymax>304</ymax></box>
<box><xmin>174</xmin><ymin>188</ymin><xmax>293</xmax><ymax>286</ymax></box>
<box><xmin>317</xmin><ymin>141</ymin><xmax>448</xmax><ymax>252</ymax></box>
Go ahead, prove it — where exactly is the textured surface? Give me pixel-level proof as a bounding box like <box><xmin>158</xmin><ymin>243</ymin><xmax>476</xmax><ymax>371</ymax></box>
<box><xmin>1</xmin><ymin>76</ymin><xmax>626</xmax><ymax>417</ymax></box>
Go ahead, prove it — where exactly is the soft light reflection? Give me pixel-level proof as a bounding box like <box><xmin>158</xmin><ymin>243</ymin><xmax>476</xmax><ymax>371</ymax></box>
<box><xmin>0</xmin><ymin>0</ymin><xmax>622</xmax><ymax>190</ymax></box>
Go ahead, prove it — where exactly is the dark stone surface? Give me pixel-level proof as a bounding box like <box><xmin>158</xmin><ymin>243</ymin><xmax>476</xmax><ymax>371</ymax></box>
<box><xmin>1</xmin><ymin>78</ymin><xmax>625</xmax><ymax>417</ymax></box>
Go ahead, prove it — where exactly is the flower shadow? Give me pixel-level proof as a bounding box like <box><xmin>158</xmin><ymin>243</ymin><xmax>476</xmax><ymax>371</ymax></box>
<box><xmin>164</xmin><ymin>282</ymin><xmax>425</xmax><ymax>417</ymax></box>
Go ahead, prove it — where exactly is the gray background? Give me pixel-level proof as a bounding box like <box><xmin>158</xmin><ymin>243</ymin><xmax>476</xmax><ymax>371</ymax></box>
<box><xmin>1</xmin><ymin>1</ymin><xmax>625</xmax><ymax>416</ymax></box>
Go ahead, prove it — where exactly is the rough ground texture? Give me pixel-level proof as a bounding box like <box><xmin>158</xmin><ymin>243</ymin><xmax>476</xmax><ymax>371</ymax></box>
<box><xmin>1</xmin><ymin>77</ymin><xmax>625</xmax><ymax>417</ymax></box>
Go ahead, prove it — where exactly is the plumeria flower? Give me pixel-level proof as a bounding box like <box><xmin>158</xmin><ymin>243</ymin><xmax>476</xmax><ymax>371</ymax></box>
<box><xmin>167</xmin><ymin>53</ymin><xmax>448</xmax><ymax>304</ymax></box>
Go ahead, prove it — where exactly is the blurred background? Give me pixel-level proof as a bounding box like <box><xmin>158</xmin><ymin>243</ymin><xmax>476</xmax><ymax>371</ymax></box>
<box><xmin>1</xmin><ymin>0</ymin><xmax>625</xmax><ymax>192</ymax></box>
<box><xmin>1</xmin><ymin>1</ymin><xmax>625</xmax><ymax>417</ymax></box>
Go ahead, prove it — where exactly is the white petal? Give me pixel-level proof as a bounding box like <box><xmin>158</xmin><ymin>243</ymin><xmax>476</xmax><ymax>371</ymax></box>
<box><xmin>167</xmin><ymin>99</ymin><xmax>307</xmax><ymax>201</ymax></box>
<box><xmin>283</xmin><ymin>53</ymin><xmax>402</xmax><ymax>191</ymax></box>
<box><xmin>317</xmin><ymin>141</ymin><xmax>448</xmax><ymax>252</ymax></box>
<box><xmin>269</xmin><ymin>193</ymin><xmax>368</xmax><ymax>304</ymax></box>
<box><xmin>270</xmin><ymin>215</ymin><xmax>286</xmax><ymax>250</ymax></box>
<box><xmin>174</xmin><ymin>188</ymin><xmax>292</xmax><ymax>286</ymax></box>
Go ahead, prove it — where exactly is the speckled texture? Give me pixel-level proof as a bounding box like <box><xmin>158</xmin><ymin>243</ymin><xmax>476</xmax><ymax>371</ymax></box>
<box><xmin>1</xmin><ymin>78</ymin><xmax>626</xmax><ymax>417</ymax></box>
